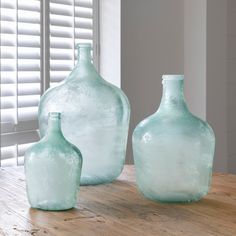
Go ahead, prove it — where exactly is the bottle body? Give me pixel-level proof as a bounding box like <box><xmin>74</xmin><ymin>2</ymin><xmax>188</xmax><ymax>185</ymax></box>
<box><xmin>25</xmin><ymin>113</ymin><xmax>82</xmax><ymax>210</ymax></box>
<box><xmin>38</xmin><ymin>44</ymin><xmax>130</xmax><ymax>185</ymax></box>
<box><xmin>132</xmin><ymin>75</ymin><xmax>215</xmax><ymax>202</ymax></box>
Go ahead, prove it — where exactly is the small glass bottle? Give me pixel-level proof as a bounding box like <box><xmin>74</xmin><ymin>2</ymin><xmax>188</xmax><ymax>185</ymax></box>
<box><xmin>24</xmin><ymin>112</ymin><xmax>82</xmax><ymax>210</ymax></box>
<box><xmin>132</xmin><ymin>75</ymin><xmax>215</xmax><ymax>203</ymax></box>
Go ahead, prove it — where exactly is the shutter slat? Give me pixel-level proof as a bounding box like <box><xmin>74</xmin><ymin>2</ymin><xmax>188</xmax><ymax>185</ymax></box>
<box><xmin>1</xmin><ymin>46</ymin><xmax>16</xmax><ymax>59</ymax></box>
<box><xmin>1</xmin><ymin>21</ymin><xmax>16</xmax><ymax>34</ymax></box>
<box><xmin>75</xmin><ymin>0</ymin><xmax>93</xmax><ymax>9</ymax></box>
<box><xmin>1</xmin><ymin>60</ymin><xmax>16</xmax><ymax>71</ymax></box>
<box><xmin>50</xmin><ymin>37</ymin><xmax>73</xmax><ymax>49</ymax></box>
<box><xmin>18</xmin><ymin>10</ymin><xmax>40</xmax><ymax>24</ymax></box>
<box><xmin>50</xmin><ymin>71</ymin><xmax>70</xmax><ymax>82</ymax></box>
<box><xmin>50</xmin><ymin>60</ymin><xmax>74</xmax><ymax>71</ymax></box>
<box><xmin>0</xmin><ymin>72</ymin><xmax>16</xmax><ymax>84</ymax></box>
<box><xmin>50</xmin><ymin>26</ymin><xmax>73</xmax><ymax>38</ymax></box>
<box><xmin>18</xmin><ymin>71</ymin><xmax>41</xmax><ymax>83</ymax></box>
<box><xmin>1</xmin><ymin>83</ymin><xmax>40</xmax><ymax>96</ymax></box>
<box><xmin>51</xmin><ymin>0</ymin><xmax>73</xmax><ymax>6</ymax></box>
<box><xmin>0</xmin><ymin>34</ymin><xmax>16</xmax><ymax>46</ymax></box>
<box><xmin>18</xmin><ymin>107</ymin><xmax>38</xmax><ymax>121</ymax></box>
<box><xmin>50</xmin><ymin>49</ymin><xmax>73</xmax><ymax>60</ymax></box>
<box><xmin>0</xmin><ymin>146</ymin><xmax>16</xmax><ymax>160</ymax></box>
<box><xmin>50</xmin><ymin>3</ymin><xmax>73</xmax><ymax>17</ymax></box>
<box><xmin>50</xmin><ymin>14</ymin><xmax>73</xmax><ymax>27</ymax></box>
<box><xmin>75</xmin><ymin>17</ymin><xmax>93</xmax><ymax>29</ymax></box>
<box><xmin>1</xmin><ymin>131</ymin><xmax>39</xmax><ymax>148</ymax></box>
<box><xmin>18</xmin><ymin>47</ymin><xmax>41</xmax><ymax>59</ymax></box>
<box><xmin>18</xmin><ymin>59</ymin><xmax>40</xmax><ymax>71</ymax></box>
<box><xmin>0</xmin><ymin>8</ymin><xmax>16</xmax><ymax>22</ymax></box>
<box><xmin>75</xmin><ymin>28</ymin><xmax>93</xmax><ymax>39</ymax></box>
<box><xmin>1</xmin><ymin>97</ymin><xmax>15</xmax><ymax>109</ymax></box>
<box><xmin>1</xmin><ymin>22</ymin><xmax>40</xmax><ymax>35</ymax></box>
<box><xmin>18</xmin><ymin>22</ymin><xmax>40</xmax><ymax>36</ymax></box>
<box><xmin>18</xmin><ymin>0</ymin><xmax>40</xmax><ymax>12</ymax></box>
<box><xmin>1</xmin><ymin>95</ymin><xmax>39</xmax><ymax>109</ymax></box>
<box><xmin>75</xmin><ymin>6</ymin><xmax>93</xmax><ymax>19</ymax></box>
<box><xmin>18</xmin><ymin>83</ymin><xmax>41</xmax><ymax>96</ymax></box>
<box><xmin>0</xmin><ymin>2</ymin><xmax>15</xmax><ymax>9</ymax></box>
<box><xmin>1</xmin><ymin>84</ymin><xmax>16</xmax><ymax>96</ymax></box>
<box><xmin>18</xmin><ymin>95</ymin><xmax>40</xmax><ymax>108</ymax></box>
<box><xmin>1</xmin><ymin>71</ymin><xmax>40</xmax><ymax>84</ymax></box>
<box><xmin>0</xmin><ymin>109</ymin><xmax>16</xmax><ymax>123</ymax></box>
<box><xmin>18</xmin><ymin>35</ymin><xmax>40</xmax><ymax>48</ymax></box>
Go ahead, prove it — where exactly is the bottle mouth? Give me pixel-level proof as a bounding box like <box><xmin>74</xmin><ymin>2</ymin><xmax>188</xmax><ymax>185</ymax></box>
<box><xmin>76</xmin><ymin>43</ymin><xmax>92</xmax><ymax>49</ymax></box>
<box><xmin>48</xmin><ymin>112</ymin><xmax>61</xmax><ymax>119</ymax></box>
<box><xmin>162</xmin><ymin>75</ymin><xmax>184</xmax><ymax>81</ymax></box>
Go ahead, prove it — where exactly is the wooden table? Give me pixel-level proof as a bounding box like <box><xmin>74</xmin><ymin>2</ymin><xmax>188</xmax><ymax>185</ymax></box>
<box><xmin>0</xmin><ymin>166</ymin><xmax>235</xmax><ymax>236</ymax></box>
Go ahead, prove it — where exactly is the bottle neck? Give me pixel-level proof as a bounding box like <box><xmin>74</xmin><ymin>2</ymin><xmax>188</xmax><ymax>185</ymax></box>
<box><xmin>45</xmin><ymin>113</ymin><xmax>63</xmax><ymax>139</ymax></box>
<box><xmin>77</xmin><ymin>46</ymin><xmax>92</xmax><ymax>64</ymax></box>
<box><xmin>158</xmin><ymin>79</ymin><xmax>188</xmax><ymax>113</ymax></box>
<box><xmin>71</xmin><ymin>44</ymin><xmax>97</xmax><ymax>79</ymax></box>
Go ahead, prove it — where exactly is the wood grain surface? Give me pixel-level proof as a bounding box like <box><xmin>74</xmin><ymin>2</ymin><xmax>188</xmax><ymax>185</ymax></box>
<box><xmin>0</xmin><ymin>165</ymin><xmax>235</xmax><ymax>236</ymax></box>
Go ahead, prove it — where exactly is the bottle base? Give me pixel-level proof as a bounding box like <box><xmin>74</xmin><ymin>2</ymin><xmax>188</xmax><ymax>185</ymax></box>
<box><xmin>29</xmin><ymin>201</ymin><xmax>76</xmax><ymax>211</ymax></box>
<box><xmin>139</xmin><ymin>190</ymin><xmax>208</xmax><ymax>203</ymax></box>
<box><xmin>80</xmin><ymin>171</ymin><xmax>124</xmax><ymax>185</ymax></box>
<box><xmin>80</xmin><ymin>176</ymin><xmax>116</xmax><ymax>186</ymax></box>
<box><xmin>136</xmin><ymin>183</ymin><xmax>209</xmax><ymax>203</ymax></box>
<box><xmin>31</xmin><ymin>206</ymin><xmax>74</xmax><ymax>211</ymax></box>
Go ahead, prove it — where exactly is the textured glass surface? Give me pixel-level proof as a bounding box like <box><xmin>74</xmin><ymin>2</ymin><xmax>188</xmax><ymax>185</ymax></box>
<box><xmin>132</xmin><ymin>75</ymin><xmax>215</xmax><ymax>203</ymax></box>
<box><xmin>24</xmin><ymin>112</ymin><xmax>82</xmax><ymax>210</ymax></box>
<box><xmin>38</xmin><ymin>44</ymin><xmax>130</xmax><ymax>185</ymax></box>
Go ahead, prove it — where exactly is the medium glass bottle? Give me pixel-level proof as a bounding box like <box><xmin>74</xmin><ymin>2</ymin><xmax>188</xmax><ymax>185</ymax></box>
<box><xmin>24</xmin><ymin>112</ymin><xmax>82</xmax><ymax>210</ymax></box>
<box><xmin>38</xmin><ymin>43</ymin><xmax>130</xmax><ymax>185</ymax></box>
<box><xmin>132</xmin><ymin>75</ymin><xmax>215</xmax><ymax>203</ymax></box>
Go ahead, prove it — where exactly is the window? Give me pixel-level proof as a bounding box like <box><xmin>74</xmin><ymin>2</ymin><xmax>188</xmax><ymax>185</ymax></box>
<box><xmin>0</xmin><ymin>0</ymin><xmax>99</xmax><ymax>166</ymax></box>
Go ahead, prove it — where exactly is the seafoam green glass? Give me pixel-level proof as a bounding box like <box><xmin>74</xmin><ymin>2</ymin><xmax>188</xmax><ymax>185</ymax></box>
<box><xmin>24</xmin><ymin>112</ymin><xmax>82</xmax><ymax>210</ymax></box>
<box><xmin>38</xmin><ymin>43</ymin><xmax>130</xmax><ymax>185</ymax></box>
<box><xmin>132</xmin><ymin>75</ymin><xmax>215</xmax><ymax>203</ymax></box>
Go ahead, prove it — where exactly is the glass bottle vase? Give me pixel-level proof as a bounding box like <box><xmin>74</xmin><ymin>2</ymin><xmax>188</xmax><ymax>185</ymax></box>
<box><xmin>132</xmin><ymin>75</ymin><xmax>215</xmax><ymax>203</ymax></box>
<box><xmin>24</xmin><ymin>112</ymin><xmax>83</xmax><ymax>210</ymax></box>
<box><xmin>38</xmin><ymin>43</ymin><xmax>130</xmax><ymax>185</ymax></box>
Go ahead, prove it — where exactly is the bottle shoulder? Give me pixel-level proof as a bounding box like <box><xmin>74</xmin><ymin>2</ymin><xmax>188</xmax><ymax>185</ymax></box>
<box><xmin>24</xmin><ymin>137</ymin><xmax>82</xmax><ymax>161</ymax></box>
<box><xmin>39</xmin><ymin>78</ymin><xmax>130</xmax><ymax>116</ymax></box>
<box><xmin>133</xmin><ymin>111</ymin><xmax>215</xmax><ymax>139</ymax></box>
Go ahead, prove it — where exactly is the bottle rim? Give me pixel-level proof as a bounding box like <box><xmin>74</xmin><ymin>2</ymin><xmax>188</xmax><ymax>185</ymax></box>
<box><xmin>76</xmin><ymin>43</ymin><xmax>92</xmax><ymax>49</ymax></box>
<box><xmin>48</xmin><ymin>112</ymin><xmax>61</xmax><ymax>119</ymax></box>
<box><xmin>162</xmin><ymin>75</ymin><xmax>184</xmax><ymax>81</ymax></box>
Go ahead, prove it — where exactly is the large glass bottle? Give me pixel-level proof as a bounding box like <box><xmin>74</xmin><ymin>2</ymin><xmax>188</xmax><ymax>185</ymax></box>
<box><xmin>38</xmin><ymin>43</ymin><xmax>130</xmax><ymax>185</ymax></box>
<box><xmin>132</xmin><ymin>75</ymin><xmax>215</xmax><ymax>203</ymax></box>
<box><xmin>25</xmin><ymin>112</ymin><xmax>82</xmax><ymax>210</ymax></box>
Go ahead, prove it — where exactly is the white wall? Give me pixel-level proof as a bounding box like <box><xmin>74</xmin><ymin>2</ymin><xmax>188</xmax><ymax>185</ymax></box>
<box><xmin>184</xmin><ymin>0</ymin><xmax>206</xmax><ymax>119</ymax></box>
<box><xmin>103</xmin><ymin>0</ymin><xmax>233</xmax><ymax>172</ymax></box>
<box><xmin>184</xmin><ymin>0</ymin><xmax>228</xmax><ymax>172</ymax></box>
<box><xmin>121</xmin><ymin>0</ymin><xmax>184</xmax><ymax>163</ymax></box>
<box><xmin>227</xmin><ymin>0</ymin><xmax>236</xmax><ymax>173</ymax></box>
<box><xmin>99</xmin><ymin>0</ymin><xmax>121</xmax><ymax>87</ymax></box>
<box><xmin>206</xmin><ymin>0</ymin><xmax>228</xmax><ymax>172</ymax></box>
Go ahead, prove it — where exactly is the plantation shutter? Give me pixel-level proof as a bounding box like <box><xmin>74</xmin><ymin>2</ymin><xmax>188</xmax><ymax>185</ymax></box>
<box><xmin>50</xmin><ymin>0</ymin><xmax>98</xmax><ymax>87</ymax></box>
<box><xmin>0</xmin><ymin>0</ymin><xmax>41</xmax><ymax>166</ymax></box>
<box><xmin>0</xmin><ymin>0</ymin><xmax>99</xmax><ymax>166</ymax></box>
